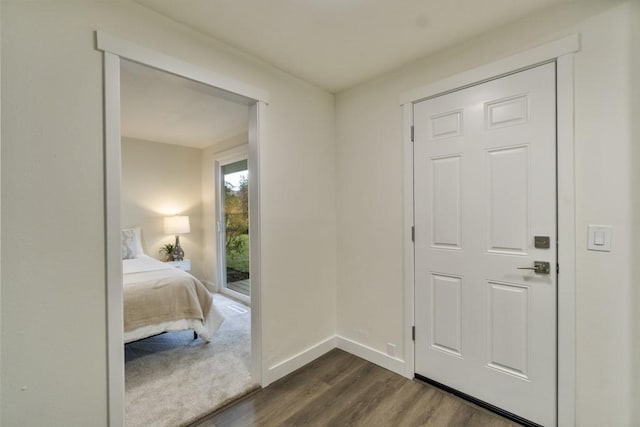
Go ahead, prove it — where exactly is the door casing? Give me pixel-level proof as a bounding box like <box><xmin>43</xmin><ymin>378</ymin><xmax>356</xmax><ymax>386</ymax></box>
<box><xmin>400</xmin><ymin>35</ymin><xmax>579</xmax><ymax>427</ymax></box>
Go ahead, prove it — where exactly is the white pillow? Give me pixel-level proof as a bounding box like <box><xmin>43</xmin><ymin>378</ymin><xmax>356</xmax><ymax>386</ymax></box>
<box><xmin>121</xmin><ymin>227</ymin><xmax>144</xmax><ymax>259</ymax></box>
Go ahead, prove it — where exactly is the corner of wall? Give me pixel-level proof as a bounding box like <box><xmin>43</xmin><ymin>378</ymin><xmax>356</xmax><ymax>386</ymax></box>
<box><xmin>264</xmin><ymin>336</ymin><xmax>337</xmax><ymax>386</ymax></box>
<box><xmin>336</xmin><ymin>336</ymin><xmax>406</xmax><ymax>377</ymax></box>
<box><xmin>263</xmin><ymin>334</ymin><xmax>408</xmax><ymax>386</ymax></box>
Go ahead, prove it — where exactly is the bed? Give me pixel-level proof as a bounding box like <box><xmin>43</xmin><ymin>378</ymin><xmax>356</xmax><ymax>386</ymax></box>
<box><xmin>122</xmin><ymin>228</ymin><xmax>224</xmax><ymax>343</ymax></box>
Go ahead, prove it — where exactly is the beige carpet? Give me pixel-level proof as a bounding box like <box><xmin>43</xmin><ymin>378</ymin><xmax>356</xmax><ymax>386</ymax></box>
<box><xmin>125</xmin><ymin>293</ymin><xmax>258</xmax><ymax>427</ymax></box>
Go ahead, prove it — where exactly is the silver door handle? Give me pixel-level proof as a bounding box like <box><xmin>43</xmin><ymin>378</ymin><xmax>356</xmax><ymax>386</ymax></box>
<box><xmin>518</xmin><ymin>261</ymin><xmax>550</xmax><ymax>274</ymax></box>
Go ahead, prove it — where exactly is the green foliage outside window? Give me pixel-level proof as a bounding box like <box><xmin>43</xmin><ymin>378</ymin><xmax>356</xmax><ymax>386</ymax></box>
<box><xmin>225</xmin><ymin>175</ymin><xmax>249</xmax><ymax>273</ymax></box>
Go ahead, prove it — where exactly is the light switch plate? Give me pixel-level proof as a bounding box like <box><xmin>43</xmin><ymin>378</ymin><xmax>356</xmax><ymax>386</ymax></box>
<box><xmin>587</xmin><ymin>225</ymin><xmax>612</xmax><ymax>252</ymax></box>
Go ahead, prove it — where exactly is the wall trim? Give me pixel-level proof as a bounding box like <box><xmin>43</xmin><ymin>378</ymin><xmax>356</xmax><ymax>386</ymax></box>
<box><xmin>336</xmin><ymin>336</ymin><xmax>406</xmax><ymax>376</ymax></box>
<box><xmin>399</xmin><ymin>34</ymin><xmax>579</xmax><ymax>105</ymax></box>
<box><xmin>556</xmin><ymin>54</ymin><xmax>577</xmax><ymax>427</ymax></box>
<box><xmin>402</xmin><ymin>102</ymin><xmax>415</xmax><ymax>380</ymax></box>
<box><xmin>401</xmin><ymin>35</ymin><xmax>579</xmax><ymax>427</ymax></box>
<box><xmin>265</xmin><ymin>336</ymin><xmax>337</xmax><ymax>385</ymax></box>
<box><xmin>264</xmin><ymin>335</ymin><xmax>408</xmax><ymax>385</ymax></box>
<box><xmin>103</xmin><ymin>51</ymin><xmax>124</xmax><ymax>427</ymax></box>
<box><xmin>248</xmin><ymin>101</ymin><xmax>266</xmax><ymax>385</ymax></box>
<box><xmin>214</xmin><ymin>143</ymin><xmax>249</xmax><ymax>163</ymax></box>
<box><xmin>96</xmin><ymin>31</ymin><xmax>269</xmax><ymax>104</ymax></box>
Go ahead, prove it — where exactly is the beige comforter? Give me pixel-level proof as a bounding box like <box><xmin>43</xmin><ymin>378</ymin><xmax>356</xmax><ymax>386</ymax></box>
<box><xmin>123</xmin><ymin>259</ymin><xmax>213</xmax><ymax>332</ymax></box>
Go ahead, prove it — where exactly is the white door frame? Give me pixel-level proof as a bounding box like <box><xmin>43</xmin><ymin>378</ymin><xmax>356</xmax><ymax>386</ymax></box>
<box><xmin>401</xmin><ymin>34</ymin><xmax>579</xmax><ymax>427</ymax></box>
<box><xmin>97</xmin><ymin>32</ymin><xmax>268</xmax><ymax>427</ymax></box>
<box><xmin>214</xmin><ymin>145</ymin><xmax>251</xmax><ymax>304</ymax></box>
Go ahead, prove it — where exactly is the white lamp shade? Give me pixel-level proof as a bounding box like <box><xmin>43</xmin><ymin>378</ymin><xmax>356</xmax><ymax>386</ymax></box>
<box><xmin>164</xmin><ymin>215</ymin><xmax>191</xmax><ymax>235</ymax></box>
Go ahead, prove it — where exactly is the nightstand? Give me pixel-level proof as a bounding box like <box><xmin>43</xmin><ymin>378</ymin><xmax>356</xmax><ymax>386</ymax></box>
<box><xmin>166</xmin><ymin>259</ymin><xmax>191</xmax><ymax>272</ymax></box>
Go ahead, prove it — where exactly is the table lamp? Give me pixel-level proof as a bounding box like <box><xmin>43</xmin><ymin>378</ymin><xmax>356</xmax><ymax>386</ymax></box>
<box><xmin>164</xmin><ymin>215</ymin><xmax>190</xmax><ymax>261</ymax></box>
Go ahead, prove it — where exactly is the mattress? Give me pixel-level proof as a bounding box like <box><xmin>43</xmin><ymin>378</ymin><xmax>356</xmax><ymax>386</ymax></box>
<box><xmin>122</xmin><ymin>255</ymin><xmax>224</xmax><ymax>343</ymax></box>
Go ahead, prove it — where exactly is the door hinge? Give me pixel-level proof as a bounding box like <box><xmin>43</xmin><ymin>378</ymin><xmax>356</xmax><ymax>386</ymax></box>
<box><xmin>410</xmin><ymin>125</ymin><xmax>414</xmax><ymax>142</ymax></box>
<box><xmin>411</xmin><ymin>226</ymin><xmax>415</xmax><ymax>242</ymax></box>
<box><xmin>412</xmin><ymin>326</ymin><xmax>415</xmax><ymax>341</ymax></box>
<box><xmin>557</xmin><ymin>263</ymin><xmax>560</xmax><ymax>274</ymax></box>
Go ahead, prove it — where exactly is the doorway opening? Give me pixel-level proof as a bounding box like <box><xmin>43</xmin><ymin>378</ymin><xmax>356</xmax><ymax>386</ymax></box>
<box><xmin>218</xmin><ymin>157</ymin><xmax>251</xmax><ymax>300</ymax></box>
<box><xmin>99</xmin><ymin>31</ymin><xmax>268</xmax><ymax>427</ymax></box>
<box><xmin>118</xmin><ymin>57</ymin><xmax>257</xmax><ymax>426</ymax></box>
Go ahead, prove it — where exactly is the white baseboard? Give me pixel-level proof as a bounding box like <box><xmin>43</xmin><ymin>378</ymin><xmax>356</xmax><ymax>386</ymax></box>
<box><xmin>264</xmin><ymin>335</ymin><xmax>407</xmax><ymax>386</ymax></box>
<box><xmin>202</xmin><ymin>280</ymin><xmax>218</xmax><ymax>293</ymax></box>
<box><xmin>336</xmin><ymin>336</ymin><xmax>406</xmax><ymax>376</ymax></box>
<box><xmin>265</xmin><ymin>336</ymin><xmax>337</xmax><ymax>385</ymax></box>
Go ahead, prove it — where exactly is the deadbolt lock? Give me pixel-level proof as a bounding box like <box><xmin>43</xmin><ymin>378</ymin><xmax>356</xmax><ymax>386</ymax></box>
<box><xmin>534</xmin><ymin>236</ymin><xmax>550</xmax><ymax>249</ymax></box>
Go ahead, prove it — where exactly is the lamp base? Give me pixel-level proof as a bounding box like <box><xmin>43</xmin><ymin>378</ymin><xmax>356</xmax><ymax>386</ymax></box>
<box><xmin>173</xmin><ymin>235</ymin><xmax>185</xmax><ymax>261</ymax></box>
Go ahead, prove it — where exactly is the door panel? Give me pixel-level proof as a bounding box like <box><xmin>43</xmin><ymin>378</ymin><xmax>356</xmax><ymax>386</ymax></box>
<box><xmin>432</xmin><ymin>155</ymin><xmax>463</xmax><ymax>249</ymax></box>
<box><xmin>487</xmin><ymin>145</ymin><xmax>529</xmax><ymax>254</ymax></box>
<box><xmin>487</xmin><ymin>281</ymin><xmax>529</xmax><ymax>378</ymax></box>
<box><xmin>414</xmin><ymin>63</ymin><xmax>557</xmax><ymax>426</ymax></box>
<box><xmin>431</xmin><ymin>273</ymin><xmax>463</xmax><ymax>356</ymax></box>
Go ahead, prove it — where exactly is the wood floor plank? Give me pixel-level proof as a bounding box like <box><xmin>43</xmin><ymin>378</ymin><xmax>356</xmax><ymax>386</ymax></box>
<box><xmin>280</xmin><ymin>362</ymin><xmax>383</xmax><ymax>425</ymax></box>
<box><xmin>191</xmin><ymin>349</ymin><xmax>523</xmax><ymax>427</ymax></box>
<box><xmin>323</xmin><ymin>367</ymin><xmax>405</xmax><ymax>426</ymax></box>
<box><xmin>199</xmin><ymin>350</ymin><xmax>363</xmax><ymax>427</ymax></box>
<box><xmin>357</xmin><ymin>380</ymin><xmax>440</xmax><ymax>426</ymax></box>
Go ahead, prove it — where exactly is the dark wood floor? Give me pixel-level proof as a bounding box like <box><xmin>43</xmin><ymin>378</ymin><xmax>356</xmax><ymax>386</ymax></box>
<box><xmin>191</xmin><ymin>349</ymin><xmax>522</xmax><ymax>427</ymax></box>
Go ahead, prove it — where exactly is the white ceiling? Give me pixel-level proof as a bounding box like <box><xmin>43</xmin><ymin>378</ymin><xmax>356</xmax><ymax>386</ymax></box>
<box><xmin>121</xmin><ymin>59</ymin><xmax>249</xmax><ymax>149</ymax></box>
<box><xmin>135</xmin><ymin>0</ymin><xmax>569</xmax><ymax>92</ymax></box>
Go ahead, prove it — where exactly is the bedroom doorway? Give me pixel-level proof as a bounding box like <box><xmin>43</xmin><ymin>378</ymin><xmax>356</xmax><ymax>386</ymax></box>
<box><xmin>217</xmin><ymin>154</ymin><xmax>251</xmax><ymax>301</ymax></box>
<box><xmin>99</xmin><ymin>32</ymin><xmax>268</xmax><ymax>426</ymax></box>
<box><xmin>118</xmin><ymin>57</ymin><xmax>258</xmax><ymax>426</ymax></box>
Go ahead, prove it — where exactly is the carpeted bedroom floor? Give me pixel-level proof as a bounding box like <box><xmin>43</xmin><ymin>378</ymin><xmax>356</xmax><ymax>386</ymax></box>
<box><xmin>124</xmin><ymin>293</ymin><xmax>258</xmax><ymax>427</ymax></box>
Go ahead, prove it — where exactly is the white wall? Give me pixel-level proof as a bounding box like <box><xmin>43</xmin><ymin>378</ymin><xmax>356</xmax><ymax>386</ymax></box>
<box><xmin>335</xmin><ymin>1</ymin><xmax>635</xmax><ymax>425</ymax></box>
<box><xmin>632</xmin><ymin>0</ymin><xmax>640</xmax><ymax>422</ymax></box>
<box><xmin>121</xmin><ymin>137</ymin><xmax>205</xmax><ymax>278</ymax></box>
<box><xmin>572</xmin><ymin>6</ymin><xmax>634</xmax><ymax>424</ymax></box>
<box><xmin>1</xmin><ymin>2</ymin><xmax>336</xmax><ymax>425</ymax></box>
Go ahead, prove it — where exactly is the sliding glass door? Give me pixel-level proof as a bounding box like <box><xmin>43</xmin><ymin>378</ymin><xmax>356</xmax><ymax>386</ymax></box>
<box><xmin>220</xmin><ymin>159</ymin><xmax>250</xmax><ymax>297</ymax></box>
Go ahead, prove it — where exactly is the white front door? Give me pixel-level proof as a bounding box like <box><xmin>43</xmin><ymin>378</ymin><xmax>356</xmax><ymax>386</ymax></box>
<box><xmin>414</xmin><ymin>63</ymin><xmax>557</xmax><ymax>426</ymax></box>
